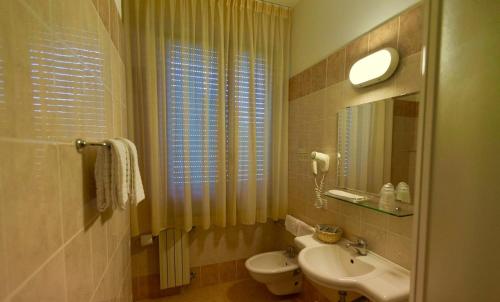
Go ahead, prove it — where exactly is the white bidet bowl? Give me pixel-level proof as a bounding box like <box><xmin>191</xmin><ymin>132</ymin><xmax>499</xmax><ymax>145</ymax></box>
<box><xmin>245</xmin><ymin>251</ymin><xmax>302</xmax><ymax>295</ymax></box>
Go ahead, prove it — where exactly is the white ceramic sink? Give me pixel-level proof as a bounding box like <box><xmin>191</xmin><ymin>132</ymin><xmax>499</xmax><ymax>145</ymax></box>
<box><xmin>296</xmin><ymin>235</ymin><xmax>410</xmax><ymax>302</ymax></box>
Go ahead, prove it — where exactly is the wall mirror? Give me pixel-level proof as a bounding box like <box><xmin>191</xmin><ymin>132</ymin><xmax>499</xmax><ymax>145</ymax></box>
<box><xmin>335</xmin><ymin>93</ymin><xmax>419</xmax><ymax>201</ymax></box>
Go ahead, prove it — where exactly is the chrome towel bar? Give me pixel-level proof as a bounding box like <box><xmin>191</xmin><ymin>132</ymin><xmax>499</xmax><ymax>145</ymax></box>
<box><xmin>75</xmin><ymin>138</ymin><xmax>110</xmax><ymax>153</ymax></box>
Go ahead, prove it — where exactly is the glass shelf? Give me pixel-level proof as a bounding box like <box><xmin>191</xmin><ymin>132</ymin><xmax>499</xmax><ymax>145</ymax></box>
<box><xmin>324</xmin><ymin>190</ymin><xmax>414</xmax><ymax>217</ymax></box>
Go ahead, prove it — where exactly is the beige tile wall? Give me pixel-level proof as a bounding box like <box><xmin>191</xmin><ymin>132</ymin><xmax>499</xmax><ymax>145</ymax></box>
<box><xmin>0</xmin><ymin>0</ymin><xmax>131</xmax><ymax>301</ymax></box>
<box><xmin>188</xmin><ymin>223</ymin><xmax>281</xmax><ymax>268</ymax></box>
<box><xmin>130</xmin><ymin>222</ymin><xmax>284</xmax><ymax>299</ymax></box>
<box><xmin>288</xmin><ymin>5</ymin><xmax>422</xmax><ymax>269</ymax></box>
<box><xmin>132</xmin><ymin>257</ymin><xmax>252</xmax><ymax>301</ymax></box>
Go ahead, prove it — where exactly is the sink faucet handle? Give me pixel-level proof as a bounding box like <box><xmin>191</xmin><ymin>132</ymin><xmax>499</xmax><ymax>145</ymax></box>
<box><xmin>346</xmin><ymin>237</ymin><xmax>368</xmax><ymax>256</ymax></box>
<box><xmin>355</xmin><ymin>238</ymin><xmax>367</xmax><ymax>246</ymax></box>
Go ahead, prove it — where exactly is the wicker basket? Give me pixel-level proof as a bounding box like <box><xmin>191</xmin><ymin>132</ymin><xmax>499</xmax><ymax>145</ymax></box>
<box><xmin>315</xmin><ymin>224</ymin><xmax>343</xmax><ymax>244</ymax></box>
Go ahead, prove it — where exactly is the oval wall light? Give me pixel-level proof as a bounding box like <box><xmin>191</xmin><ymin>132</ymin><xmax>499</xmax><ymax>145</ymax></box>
<box><xmin>349</xmin><ymin>47</ymin><xmax>399</xmax><ymax>87</ymax></box>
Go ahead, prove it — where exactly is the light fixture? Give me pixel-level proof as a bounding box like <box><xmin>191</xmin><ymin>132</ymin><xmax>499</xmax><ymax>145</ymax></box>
<box><xmin>349</xmin><ymin>47</ymin><xmax>399</xmax><ymax>87</ymax></box>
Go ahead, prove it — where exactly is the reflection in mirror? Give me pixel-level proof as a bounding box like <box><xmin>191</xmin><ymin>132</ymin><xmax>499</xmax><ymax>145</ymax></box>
<box><xmin>0</xmin><ymin>45</ymin><xmax>4</xmax><ymax>133</ymax></box>
<box><xmin>29</xmin><ymin>28</ymin><xmax>105</xmax><ymax>141</ymax></box>
<box><xmin>336</xmin><ymin>93</ymin><xmax>419</xmax><ymax>200</ymax></box>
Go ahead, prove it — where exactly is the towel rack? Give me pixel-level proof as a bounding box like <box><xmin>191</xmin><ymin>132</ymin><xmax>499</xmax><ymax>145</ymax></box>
<box><xmin>75</xmin><ymin>138</ymin><xmax>110</xmax><ymax>153</ymax></box>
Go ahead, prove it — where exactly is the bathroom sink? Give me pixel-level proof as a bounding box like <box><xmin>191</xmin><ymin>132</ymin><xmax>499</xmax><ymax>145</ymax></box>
<box><xmin>297</xmin><ymin>236</ymin><xmax>410</xmax><ymax>302</ymax></box>
<box><xmin>301</xmin><ymin>245</ymin><xmax>376</xmax><ymax>278</ymax></box>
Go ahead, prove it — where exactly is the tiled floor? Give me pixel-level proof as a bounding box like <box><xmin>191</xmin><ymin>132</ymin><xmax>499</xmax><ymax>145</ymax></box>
<box><xmin>138</xmin><ymin>279</ymin><xmax>299</xmax><ymax>302</ymax></box>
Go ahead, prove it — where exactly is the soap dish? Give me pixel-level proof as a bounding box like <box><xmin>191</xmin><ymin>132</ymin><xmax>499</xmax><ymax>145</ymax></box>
<box><xmin>315</xmin><ymin>224</ymin><xmax>343</xmax><ymax>243</ymax></box>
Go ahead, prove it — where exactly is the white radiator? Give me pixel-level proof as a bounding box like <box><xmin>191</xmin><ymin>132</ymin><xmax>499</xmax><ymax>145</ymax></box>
<box><xmin>158</xmin><ymin>229</ymin><xmax>190</xmax><ymax>289</ymax></box>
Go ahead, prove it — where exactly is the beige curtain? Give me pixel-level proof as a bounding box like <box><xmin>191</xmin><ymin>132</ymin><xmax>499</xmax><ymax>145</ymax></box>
<box><xmin>125</xmin><ymin>0</ymin><xmax>290</xmax><ymax>235</ymax></box>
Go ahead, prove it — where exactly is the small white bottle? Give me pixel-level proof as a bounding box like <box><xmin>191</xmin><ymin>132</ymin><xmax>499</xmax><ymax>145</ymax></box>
<box><xmin>379</xmin><ymin>183</ymin><xmax>396</xmax><ymax>211</ymax></box>
<box><xmin>396</xmin><ymin>182</ymin><xmax>411</xmax><ymax>204</ymax></box>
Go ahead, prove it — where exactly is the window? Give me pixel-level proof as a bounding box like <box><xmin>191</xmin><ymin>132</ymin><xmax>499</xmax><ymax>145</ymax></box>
<box><xmin>167</xmin><ymin>45</ymin><xmax>219</xmax><ymax>184</ymax></box>
<box><xmin>234</xmin><ymin>54</ymin><xmax>266</xmax><ymax>181</ymax></box>
<box><xmin>166</xmin><ymin>44</ymin><xmax>266</xmax><ymax>185</ymax></box>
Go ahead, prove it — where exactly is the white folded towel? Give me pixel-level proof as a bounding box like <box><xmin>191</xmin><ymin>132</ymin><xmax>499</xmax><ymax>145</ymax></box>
<box><xmin>119</xmin><ymin>138</ymin><xmax>145</xmax><ymax>205</ymax></box>
<box><xmin>285</xmin><ymin>215</ymin><xmax>315</xmax><ymax>237</ymax></box>
<box><xmin>284</xmin><ymin>214</ymin><xmax>299</xmax><ymax>236</ymax></box>
<box><xmin>94</xmin><ymin>138</ymin><xmax>146</xmax><ymax>212</ymax></box>
<box><xmin>95</xmin><ymin>144</ymin><xmax>112</xmax><ymax>212</ymax></box>
<box><xmin>108</xmin><ymin>139</ymin><xmax>130</xmax><ymax>210</ymax></box>
<box><xmin>326</xmin><ymin>189</ymin><xmax>366</xmax><ymax>202</ymax></box>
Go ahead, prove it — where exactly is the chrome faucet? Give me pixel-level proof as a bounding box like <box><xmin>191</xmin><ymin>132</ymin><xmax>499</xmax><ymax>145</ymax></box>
<box><xmin>345</xmin><ymin>238</ymin><xmax>368</xmax><ymax>256</ymax></box>
<box><xmin>284</xmin><ymin>246</ymin><xmax>297</xmax><ymax>258</ymax></box>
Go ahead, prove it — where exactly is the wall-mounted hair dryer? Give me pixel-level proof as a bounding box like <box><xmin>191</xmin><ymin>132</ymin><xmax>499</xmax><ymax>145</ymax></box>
<box><xmin>311</xmin><ymin>151</ymin><xmax>330</xmax><ymax>175</ymax></box>
<box><xmin>311</xmin><ymin>151</ymin><xmax>330</xmax><ymax>209</ymax></box>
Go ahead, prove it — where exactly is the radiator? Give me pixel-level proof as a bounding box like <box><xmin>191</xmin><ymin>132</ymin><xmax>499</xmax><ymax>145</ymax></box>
<box><xmin>158</xmin><ymin>229</ymin><xmax>190</xmax><ymax>289</ymax></box>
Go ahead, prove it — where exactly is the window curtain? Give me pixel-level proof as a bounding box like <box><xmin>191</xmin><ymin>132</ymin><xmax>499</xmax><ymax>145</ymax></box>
<box><xmin>125</xmin><ymin>0</ymin><xmax>290</xmax><ymax>235</ymax></box>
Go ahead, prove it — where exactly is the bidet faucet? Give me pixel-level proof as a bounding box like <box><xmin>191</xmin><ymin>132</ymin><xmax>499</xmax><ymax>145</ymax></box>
<box><xmin>345</xmin><ymin>238</ymin><xmax>368</xmax><ymax>256</ymax></box>
<box><xmin>284</xmin><ymin>246</ymin><xmax>297</xmax><ymax>258</ymax></box>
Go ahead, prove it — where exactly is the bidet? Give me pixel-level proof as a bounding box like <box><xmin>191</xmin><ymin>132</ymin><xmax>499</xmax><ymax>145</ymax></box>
<box><xmin>245</xmin><ymin>250</ymin><xmax>303</xmax><ymax>295</ymax></box>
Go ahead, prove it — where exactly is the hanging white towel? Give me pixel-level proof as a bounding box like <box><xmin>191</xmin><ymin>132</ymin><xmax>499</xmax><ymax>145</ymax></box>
<box><xmin>119</xmin><ymin>138</ymin><xmax>145</xmax><ymax>205</ymax></box>
<box><xmin>108</xmin><ymin>139</ymin><xmax>130</xmax><ymax>210</ymax></box>
<box><xmin>285</xmin><ymin>215</ymin><xmax>315</xmax><ymax>237</ymax></box>
<box><xmin>284</xmin><ymin>214</ymin><xmax>299</xmax><ymax>236</ymax></box>
<box><xmin>95</xmin><ymin>143</ymin><xmax>112</xmax><ymax>212</ymax></box>
<box><xmin>297</xmin><ymin>220</ymin><xmax>315</xmax><ymax>236</ymax></box>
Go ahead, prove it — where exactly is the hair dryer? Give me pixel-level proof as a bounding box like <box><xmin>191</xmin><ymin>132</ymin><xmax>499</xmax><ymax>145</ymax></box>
<box><xmin>311</xmin><ymin>151</ymin><xmax>330</xmax><ymax>175</ymax></box>
<box><xmin>311</xmin><ymin>151</ymin><xmax>330</xmax><ymax>208</ymax></box>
